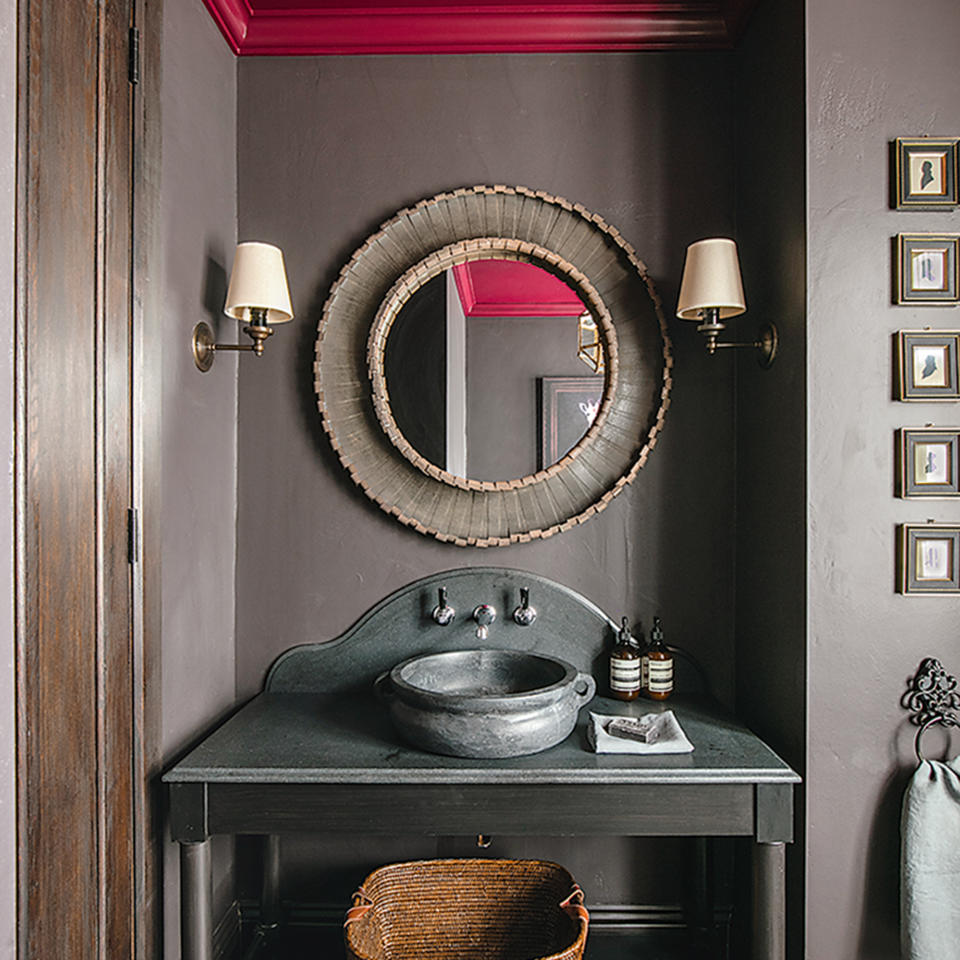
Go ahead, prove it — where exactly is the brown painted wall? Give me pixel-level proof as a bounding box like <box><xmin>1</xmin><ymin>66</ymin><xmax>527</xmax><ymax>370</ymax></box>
<box><xmin>466</xmin><ymin>314</ymin><xmax>594</xmax><ymax>480</ymax></box>
<box><xmin>235</xmin><ymin>51</ymin><xmax>740</xmax><ymax>907</ymax></box>
<box><xmin>158</xmin><ymin>1</ymin><xmax>238</xmax><ymax>955</ymax></box>
<box><xmin>733</xmin><ymin>0</ymin><xmax>807</xmax><ymax>956</ymax></box>
<box><xmin>806</xmin><ymin>0</ymin><xmax>960</xmax><ymax>956</ymax></box>
<box><xmin>235</xmin><ymin>52</ymin><xmax>739</xmax><ymax>696</ymax></box>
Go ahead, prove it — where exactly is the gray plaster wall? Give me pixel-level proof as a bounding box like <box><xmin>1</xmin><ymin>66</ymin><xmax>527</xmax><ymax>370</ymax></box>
<box><xmin>806</xmin><ymin>0</ymin><xmax>960</xmax><ymax>955</ymax></box>
<box><xmin>159</xmin><ymin>1</ymin><xmax>238</xmax><ymax>954</ymax></box>
<box><xmin>234</xmin><ymin>49</ymin><xmax>739</xmax><ymax>912</ymax></box>
<box><xmin>0</xmin><ymin>0</ymin><xmax>15</xmax><ymax>954</ymax></box>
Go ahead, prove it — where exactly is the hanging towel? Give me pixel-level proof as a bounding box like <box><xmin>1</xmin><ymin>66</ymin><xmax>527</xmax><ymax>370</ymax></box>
<box><xmin>901</xmin><ymin>756</ymin><xmax>960</xmax><ymax>960</ymax></box>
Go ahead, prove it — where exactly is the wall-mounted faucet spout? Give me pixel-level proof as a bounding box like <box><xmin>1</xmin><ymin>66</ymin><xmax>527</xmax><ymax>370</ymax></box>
<box><xmin>473</xmin><ymin>604</ymin><xmax>496</xmax><ymax>641</ymax></box>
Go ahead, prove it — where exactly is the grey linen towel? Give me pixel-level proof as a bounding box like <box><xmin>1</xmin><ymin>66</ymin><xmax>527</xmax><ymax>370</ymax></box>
<box><xmin>901</xmin><ymin>756</ymin><xmax>960</xmax><ymax>960</ymax></box>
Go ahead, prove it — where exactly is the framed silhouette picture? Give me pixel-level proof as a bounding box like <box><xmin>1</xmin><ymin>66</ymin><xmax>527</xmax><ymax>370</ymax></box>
<box><xmin>896</xmin><ymin>427</ymin><xmax>960</xmax><ymax>497</ymax></box>
<box><xmin>892</xmin><ymin>138</ymin><xmax>959</xmax><ymax>209</ymax></box>
<box><xmin>895</xmin><ymin>331</ymin><xmax>960</xmax><ymax>400</ymax></box>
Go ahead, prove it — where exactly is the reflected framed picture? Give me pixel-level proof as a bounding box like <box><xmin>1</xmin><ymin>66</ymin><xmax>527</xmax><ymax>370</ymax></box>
<box><xmin>892</xmin><ymin>138</ymin><xmax>959</xmax><ymax>208</ymax></box>
<box><xmin>895</xmin><ymin>331</ymin><xmax>960</xmax><ymax>400</ymax></box>
<box><xmin>898</xmin><ymin>523</ymin><xmax>960</xmax><ymax>594</ymax></box>
<box><xmin>896</xmin><ymin>428</ymin><xmax>960</xmax><ymax>497</ymax></box>
<box><xmin>538</xmin><ymin>376</ymin><xmax>604</xmax><ymax>470</ymax></box>
<box><xmin>896</xmin><ymin>234</ymin><xmax>960</xmax><ymax>304</ymax></box>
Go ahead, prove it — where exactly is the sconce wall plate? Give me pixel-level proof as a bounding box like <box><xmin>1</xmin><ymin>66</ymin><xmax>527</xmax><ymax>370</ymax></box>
<box><xmin>192</xmin><ymin>322</ymin><xmax>216</xmax><ymax>372</ymax></box>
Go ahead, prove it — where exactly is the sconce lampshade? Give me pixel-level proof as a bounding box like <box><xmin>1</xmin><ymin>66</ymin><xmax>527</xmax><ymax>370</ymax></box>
<box><xmin>675</xmin><ymin>238</ymin><xmax>746</xmax><ymax>322</ymax></box>
<box><xmin>224</xmin><ymin>241</ymin><xmax>294</xmax><ymax>325</ymax></box>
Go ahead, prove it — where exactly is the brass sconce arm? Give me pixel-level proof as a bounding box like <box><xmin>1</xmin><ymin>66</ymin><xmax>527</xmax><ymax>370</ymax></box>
<box><xmin>193</xmin><ymin>312</ymin><xmax>275</xmax><ymax>372</ymax></box>
<box><xmin>696</xmin><ymin>307</ymin><xmax>778</xmax><ymax>368</ymax></box>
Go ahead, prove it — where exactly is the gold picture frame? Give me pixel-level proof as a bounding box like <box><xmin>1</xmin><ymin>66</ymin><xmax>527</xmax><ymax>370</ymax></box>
<box><xmin>898</xmin><ymin>523</ymin><xmax>960</xmax><ymax>594</ymax></box>
<box><xmin>892</xmin><ymin>138</ymin><xmax>959</xmax><ymax>209</ymax></box>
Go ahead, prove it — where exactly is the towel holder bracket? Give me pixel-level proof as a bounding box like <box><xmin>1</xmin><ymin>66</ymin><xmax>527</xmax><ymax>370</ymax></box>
<box><xmin>902</xmin><ymin>657</ymin><xmax>960</xmax><ymax>761</ymax></box>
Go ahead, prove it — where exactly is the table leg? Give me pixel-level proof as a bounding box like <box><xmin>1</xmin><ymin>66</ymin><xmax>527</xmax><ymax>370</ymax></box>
<box><xmin>261</xmin><ymin>835</ymin><xmax>282</xmax><ymax>926</ymax></box>
<box><xmin>180</xmin><ymin>839</ymin><xmax>213</xmax><ymax>960</ymax></box>
<box><xmin>752</xmin><ymin>841</ymin><xmax>786</xmax><ymax>960</ymax></box>
<box><xmin>687</xmin><ymin>837</ymin><xmax>712</xmax><ymax>931</ymax></box>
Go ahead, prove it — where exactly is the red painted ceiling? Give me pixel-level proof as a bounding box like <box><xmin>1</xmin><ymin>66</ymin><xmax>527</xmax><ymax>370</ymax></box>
<box><xmin>202</xmin><ymin>0</ymin><xmax>760</xmax><ymax>56</ymax></box>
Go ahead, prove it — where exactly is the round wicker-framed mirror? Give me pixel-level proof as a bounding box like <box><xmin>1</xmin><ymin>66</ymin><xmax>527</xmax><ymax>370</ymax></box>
<box><xmin>315</xmin><ymin>185</ymin><xmax>672</xmax><ymax>546</ymax></box>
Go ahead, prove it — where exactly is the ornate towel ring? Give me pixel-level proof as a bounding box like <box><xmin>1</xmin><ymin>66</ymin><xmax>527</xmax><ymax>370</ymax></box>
<box><xmin>914</xmin><ymin>715</ymin><xmax>959</xmax><ymax>762</ymax></box>
<box><xmin>903</xmin><ymin>658</ymin><xmax>960</xmax><ymax>762</ymax></box>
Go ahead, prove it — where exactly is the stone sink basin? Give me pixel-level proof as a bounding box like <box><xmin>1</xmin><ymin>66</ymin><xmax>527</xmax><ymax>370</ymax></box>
<box><xmin>375</xmin><ymin>649</ymin><xmax>596</xmax><ymax>758</ymax></box>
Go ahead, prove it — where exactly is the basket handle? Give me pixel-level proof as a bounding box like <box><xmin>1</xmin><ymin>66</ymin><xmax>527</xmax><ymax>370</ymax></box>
<box><xmin>559</xmin><ymin>884</ymin><xmax>589</xmax><ymax>929</ymax></box>
<box><xmin>344</xmin><ymin>887</ymin><xmax>373</xmax><ymax>927</ymax></box>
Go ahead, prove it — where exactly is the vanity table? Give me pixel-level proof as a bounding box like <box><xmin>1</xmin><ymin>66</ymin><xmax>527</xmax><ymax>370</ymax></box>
<box><xmin>164</xmin><ymin>570</ymin><xmax>799</xmax><ymax>960</ymax></box>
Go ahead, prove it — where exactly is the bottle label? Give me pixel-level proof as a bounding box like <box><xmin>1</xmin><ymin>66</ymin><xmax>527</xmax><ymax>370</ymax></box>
<box><xmin>610</xmin><ymin>656</ymin><xmax>641</xmax><ymax>692</ymax></box>
<box><xmin>648</xmin><ymin>659</ymin><xmax>673</xmax><ymax>694</ymax></box>
<box><xmin>641</xmin><ymin>655</ymin><xmax>649</xmax><ymax>689</ymax></box>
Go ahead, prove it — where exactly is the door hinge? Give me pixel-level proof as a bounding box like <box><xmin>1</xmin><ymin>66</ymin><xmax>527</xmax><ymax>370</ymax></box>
<box><xmin>128</xmin><ymin>27</ymin><xmax>140</xmax><ymax>86</ymax></box>
<box><xmin>127</xmin><ymin>508</ymin><xmax>139</xmax><ymax>565</ymax></box>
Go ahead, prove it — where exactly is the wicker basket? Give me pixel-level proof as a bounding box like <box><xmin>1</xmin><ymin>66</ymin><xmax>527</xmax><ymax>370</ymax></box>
<box><xmin>343</xmin><ymin>859</ymin><xmax>589</xmax><ymax>960</ymax></box>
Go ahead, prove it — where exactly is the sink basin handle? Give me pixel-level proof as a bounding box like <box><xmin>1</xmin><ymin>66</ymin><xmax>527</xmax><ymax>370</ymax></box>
<box><xmin>512</xmin><ymin>587</ymin><xmax>537</xmax><ymax>626</ymax></box>
<box><xmin>373</xmin><ymin>671</ymin><xmax>394</xmax><ymax>701</ymax></box>
<box><xmin>574</xmin><ymin>673</ymin><xmax>597</xmax><ymax>702</ymax></box>
<box><xmin>431</xmin><ymin>586</ymin><xmax>456</xmax><ymax>626</ymax></box>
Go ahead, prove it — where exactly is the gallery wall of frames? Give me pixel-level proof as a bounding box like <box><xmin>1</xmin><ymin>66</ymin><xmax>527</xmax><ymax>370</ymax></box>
<box><xmin>892</xmin><ymin>137</ymin><xmax>960</xmax><ymax>594</ymax></box>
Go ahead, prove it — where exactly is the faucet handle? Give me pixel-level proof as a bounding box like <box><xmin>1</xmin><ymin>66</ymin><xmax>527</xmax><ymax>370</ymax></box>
<box><xmin>432</xmin><ymin>586</ymin><xmax>455</xmax><ymax>626</ymax></box>
<box><xmin>513</xmin><ymin>587</ymin><xmax>537</xmax><ymax>626</ymax></box>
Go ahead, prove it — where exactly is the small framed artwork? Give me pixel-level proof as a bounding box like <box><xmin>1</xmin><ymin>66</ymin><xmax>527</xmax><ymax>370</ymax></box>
<box><xmin>895</xmin><ymin>234</ymin><xmax>960</xmax><ymax>304</ymax></box>
<box><xmin>898</xmin><ymin>523</ymin><xmax>960</xmax><ymax>594</ymax></box>
<box><xmin>895</xmin><ymin>331</ymin><xmax>960</xmax><ymax>400</ymax></box>
<box><xmin>892</xmin><ymin>138</ymin><xmax>959</xmax><ymax>208</ymax></box>
<box><xmin>538</xmin><ymin>376</ymin><xmax>604</xmax><ymax>469</ymax></box>
<box><xmin>896</xmin><ymin>428</ymin><xmax>960</xmax><ymax>497</ymax></box>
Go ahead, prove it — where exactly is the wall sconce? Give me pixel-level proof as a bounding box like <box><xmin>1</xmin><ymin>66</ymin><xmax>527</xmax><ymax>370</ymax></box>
<box><xmin>675</xmin><ymin>237</ymin><xmax>778</xmax><ymax>368</ymax></box>
<box><xmin>577</xmin><ymin>312</ymin><xmax>605</xmax><ymax>375</ymax></box>
<box><xmin>192</xmin><ymin>241</ymin><xmax>294</xmax><ymax>372</ymax></box>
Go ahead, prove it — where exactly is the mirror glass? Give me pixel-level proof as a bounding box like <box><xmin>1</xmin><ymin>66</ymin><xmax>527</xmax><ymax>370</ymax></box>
<box><xmin>382</xmin><ymin>259</ymin><xmax>606</xmax><ymax>482</ymax></box>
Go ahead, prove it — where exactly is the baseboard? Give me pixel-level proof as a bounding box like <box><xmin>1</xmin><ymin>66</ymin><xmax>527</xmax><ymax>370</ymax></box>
<box><xmin>238</xmin><ymin>898</ymin><xmax>733</xmax><ymax>931</ymax></box>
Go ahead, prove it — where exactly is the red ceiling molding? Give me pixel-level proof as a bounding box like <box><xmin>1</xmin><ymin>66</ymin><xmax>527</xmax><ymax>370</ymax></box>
<box><xmin>451</xmin><ymin>261</ymin><xmax>585</xmax><ymax>318</ymax></box>
<box><xmin>201</xmin><ymin>1</ymin><xmax>761</xmax><ymax>56</ymax></box>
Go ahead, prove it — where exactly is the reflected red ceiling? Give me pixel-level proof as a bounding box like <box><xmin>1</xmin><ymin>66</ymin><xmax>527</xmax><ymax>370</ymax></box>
<box><xmin>202</xmin><ymin>0</ymin><xmax>760</xmax><ymax>56</ymax></box>
<box><xmin>452</xmin><ymin>261</ymin><xmax>585</xmax><ymax>319</ymax></box>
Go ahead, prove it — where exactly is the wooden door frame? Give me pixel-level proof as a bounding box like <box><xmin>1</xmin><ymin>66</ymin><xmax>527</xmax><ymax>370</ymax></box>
<box><xmin>15</xmin><ymin>0</ymin><xmax>161</xmax><ymax>956</ymax></box>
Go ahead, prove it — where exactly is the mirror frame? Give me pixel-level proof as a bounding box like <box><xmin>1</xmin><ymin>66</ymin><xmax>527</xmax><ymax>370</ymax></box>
<box><xmin>316</xmin><ymin>185</ymin><xmax>672</xmax><ymax>547</ymax></box>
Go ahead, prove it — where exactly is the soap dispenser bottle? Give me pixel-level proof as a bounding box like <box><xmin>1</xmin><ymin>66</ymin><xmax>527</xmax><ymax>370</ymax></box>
<box><xmin>646</xmin><ymin>616</ymin><xmax>674</xmax><ymax>700</ymax></box>
<box><xmin>609</xmin><ymin>616</ymin><xmax>641</xmax><ymax>701</ymax></box>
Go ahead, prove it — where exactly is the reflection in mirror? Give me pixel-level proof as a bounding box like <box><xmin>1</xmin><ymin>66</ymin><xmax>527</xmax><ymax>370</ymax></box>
<box><xmin>382</xmin><ymin>259</ymin><xmax>605</xmax><ymax>483</ymax></box>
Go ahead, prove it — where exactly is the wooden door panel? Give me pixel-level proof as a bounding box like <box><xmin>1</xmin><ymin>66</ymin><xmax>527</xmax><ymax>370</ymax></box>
<box><xmin>17</xmin><ymin>0</ymin><xmax>138</xmax><ymax>957</ymax></box>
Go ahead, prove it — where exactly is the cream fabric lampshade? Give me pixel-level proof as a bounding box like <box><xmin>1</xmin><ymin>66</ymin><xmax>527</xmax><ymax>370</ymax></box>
<box><xmin>224</xmin><ymin>241</ymin><xmax>294</xmax><ymax>325</ymax></box>
<box><xmin>675</xmin><ymin>238</ymin><xmax>746</xmax><ymax>321</ymax></box>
